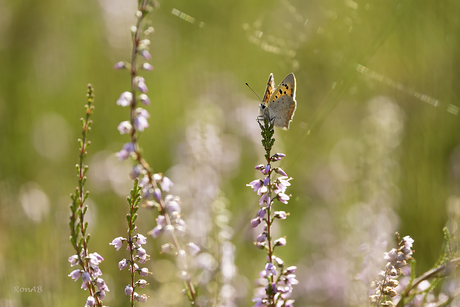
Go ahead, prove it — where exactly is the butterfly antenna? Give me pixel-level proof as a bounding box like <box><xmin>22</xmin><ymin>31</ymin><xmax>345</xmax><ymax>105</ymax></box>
<box><xmin>245</xmin><ymin>83</ymin><xmax>261</xmax><ymax>101</ymax></box>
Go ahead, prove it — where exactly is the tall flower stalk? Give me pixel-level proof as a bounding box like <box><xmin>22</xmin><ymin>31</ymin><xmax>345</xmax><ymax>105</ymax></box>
<box><xmin>248</xmin><ymin>117</ymin><xmax>297</xmax><ymax>307</ymax></box>
<box><xmin>114</xmin><ymin>0</ymin><xmax>199</xmax><ymax>304</ymax></box>
<box><xmin>110</xmin><ymin>180</ymin><xmax>149</xmax><ymax>305</ymax></box>
<box><xmin>68</xmin><ymin>84</ymin><xmax>109</xmax><ymax>307</ymax></box>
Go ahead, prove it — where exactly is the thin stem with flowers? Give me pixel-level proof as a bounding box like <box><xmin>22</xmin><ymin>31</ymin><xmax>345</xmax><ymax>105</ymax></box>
<box><xmin>114</xmin><ymin>0</ymin><xmax>199</xmax><ymax>304</ymax></box>
<box><xmin>247</xmin><ymin>117</ymin><xmax>297</xmax><ymax>307</ymax></box>
<box><xmin>68</xmin><ymin>84</ymin><xmax>109</xmax><ymax>307</ymax></box>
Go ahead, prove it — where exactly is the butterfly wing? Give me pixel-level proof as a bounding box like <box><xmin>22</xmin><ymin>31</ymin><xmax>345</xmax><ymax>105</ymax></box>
<box><xmin>262</xmin><ymin>73</ymin><xmax>275</xmax><ymax>104</ymax></box>
<box><xmin>266</xmin><ymin>73</ymin><xmax>297</xmax><ymax>129</ymax></box>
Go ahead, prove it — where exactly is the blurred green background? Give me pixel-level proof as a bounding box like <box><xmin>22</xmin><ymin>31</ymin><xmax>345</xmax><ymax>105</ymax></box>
<box><xmin>1</xmin><ymin>0</ymin><xmax>459</xmax><ymax>306</ymax></box>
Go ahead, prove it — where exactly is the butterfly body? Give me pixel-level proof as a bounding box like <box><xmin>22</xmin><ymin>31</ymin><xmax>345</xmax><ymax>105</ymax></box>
<box><xmin>259</xmin><ymin>73</ymin><xmax>297</xmax><ymax>130</ymax></box>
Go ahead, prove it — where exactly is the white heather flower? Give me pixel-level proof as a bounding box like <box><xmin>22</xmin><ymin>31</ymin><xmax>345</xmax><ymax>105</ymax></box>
<box><xmin>116</xmin><ymin>91</ymin><xmax>133</xmax><ymax>107</ymax></box>
<box><xmin>137</xmin><ymin>247</ymin><xmax>146</xmax><ymax>258</ymax></box>
<box><xmin>160</xmin><ymin>176</ymin><xmax>174</xmax><ymax>192</ymax></box>
<box><xmin>137</xmin><ymin>279</ymin><xmax>148</xmax><ymax>288</ymax></box>
<box><xmin>85</xmin><ymin>296</ymin><xmax>95</xmax><ymax>307</ymax></box>
<box><xmin>139</xmin><ymin>267</ymin><xmax>149</xmax><ymax>276</ymax></box>
<box><xmin>117</xmin><ymin>121</ymin><xmax>132</xmax><ymax>134</ymax></box>
<box><xmin>68</xmin><ymin>255</ymin><xmax>79</xmax><ymax>267</ymax></box>
<box><xmin>136</xmin><ymin>233</ymin><xmax>147</xmax><ymax>246</ymax></box>
<box><xmin>118</xmin><ymin>259</ymin><xmax>128</xmax><ymax>270</ymax></box>
<box><xmin>81</xmin><ymin>271</ymin><xmax>91</xmax><ymax>289</ymax></box>
<box><xmin>109</xmin><ymin>237</ymin><xmax>125</xmax><ymax>251</ymax></box>
<box><xmin>140</xmin><ymin>50</ymin><xmax>151</xmax><ymax>60</ymax></box>
<box><xmin>115</xmin><ymin>143</ymin><xmax>135</xmax><ymax>161</ymax></box>
<box><xmin>139</xmin><ymin>93</ymin><xmax>151</xmax><ymax>106</ymax></box>
<box><xmin>68</xmin><ymin>269</ymin><xmax>81</xmax><ymax>281</ymax></box>
<box><xmin>125</xmin><ymin>285</ymin><xmax>133</xmax><ymax>296</ymax></box>
<box><xmin>134</xmin><ymin>108</ymin><xmax>150</xmax><ymax>132</ymax></box>
<box><xmin>142</xmin><ymin>63</ymin><xmax>154</xmax><ymax>71</ymax></box>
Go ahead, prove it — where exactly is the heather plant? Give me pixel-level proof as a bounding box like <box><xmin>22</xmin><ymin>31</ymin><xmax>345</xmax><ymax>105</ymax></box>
<box><xmin>248</xmin><ymin>117</ymin><xmax>297</xmax><ymax>307</ymax></box>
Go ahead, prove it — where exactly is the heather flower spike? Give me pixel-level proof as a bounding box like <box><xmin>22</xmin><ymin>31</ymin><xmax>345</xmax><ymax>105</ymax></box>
<box><xmin>247</xmin><ymin>116</ymin><xmax>297</xmax><ymax>306</ymax></box>
<box><xmin>68</xmin><ymin>85</ymin><xmax>107</xmax><ymax>307</ymax></box>
<box><xmin>370</xmin><ymin>233</ymin><xmax>415</xmax><ymax>306</ymax></box>
<box><xmin>113</xmin><ymin>0</ymin><xmax>199</xmax><ymax>304</ymax></box>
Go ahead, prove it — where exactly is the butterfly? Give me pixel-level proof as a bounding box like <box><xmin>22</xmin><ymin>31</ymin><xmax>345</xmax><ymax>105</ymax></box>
<box><xmin>259</xmin><ymin>73</ymin><xmax>297</xmax><ymax>130</ymax></box>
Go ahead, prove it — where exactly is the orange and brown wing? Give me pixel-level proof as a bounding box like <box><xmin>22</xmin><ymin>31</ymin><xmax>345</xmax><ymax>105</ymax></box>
<box><xmin>262</xmin><ymin>73</ymin><xmax>275</xmax><ymax>104</ymax></box>
<box><xmin>267</xmin><ymin>73</ymin><xmax>296</xmax><ymax>105</ymax></box>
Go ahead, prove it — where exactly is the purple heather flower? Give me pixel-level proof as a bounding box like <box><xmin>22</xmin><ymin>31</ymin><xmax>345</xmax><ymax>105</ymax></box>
<box><xmin>125</xmin><ymin>285</ymin><xmax>133</xmax><ymax>296</ymax></box>
<box><xmin>285</xmin><ymin>266</ymin><xmax>297</xmax><ymax>274</ymax></box>
<box><xmin>90</xmin><ymin>252</ymin><xmax>104</xmax><ymax>265</ymax></box>
<box><xmin>149</xmin><ymin>226</ymin><xmax>162</xmax><ymax>238</ymax></box>
<box><xmin>137</xmin><ymin>247</ymin><xmax>146</xmax><ymax>258</ymax></box>
<box><xmin>259</xmin><ymin>194</ymin><xmax>271</xmax><ymax>206</ymax></box>
<box><xmin>263</xmin><ymin>164</ymin><xmax>271</xmax><ymax>174</ymax></box>
<box><xmin>140</xmin><ymin>49</ymin><xmax>151</xmax><ymax>60</ymax></box>
<box><xmin>263</xmin><ymin>176</ymin><xmax>270</xmax><ymax>186</ymax></box>
<box><xmin>138</xmin><ymin>175</ymin><xmax>149</xmax><ymax>187</ymax></box>
<box><xmin>286</xmin><ymin>274</ymin><xmax>299</xmax><ymax>286</ymax></box>
<box><xmin>269</xmin><ymin>283</ymin><xmax>278</xmax><ymax>294</ymax></box>
<box><xmin>140</xmin><ymin>267</ymin><xmax>149</xmax><ymax>276</ymax></box>
<box><xmin>91</xmin><ymin>266</ymin><xmax>102</xmax><ymax>278</ymax></box>
<box><xmin>265</xmin><ymin>263</ymin><xmax>277</xmax><ymax>276</ymax></box>
<box><xmin>165</xmin><ymin>196</ymin><xmax>181</xmax><ymax>214</ymax></box>
<box><xmin>117</xmin><ymin>91</ymin><xmax>133</xmax><ymax>107</ymax></box>
<box><xmin>271</xmin><ymin>152</ymin><xmax>286</xmax><ymax>161</ymax></box>
<box><xmin>136</xmin><ymin>293</ymin><xmax>148</xmax><ymax>303</ymax></box>
<box><xmin>142</xmin><ymin>63</ymin><xmax>154</xmax><ymax>71</ymax></box>
<box><xmin>85</xmin><ymin>296</ymin><xmax>96</xmax><ymax>307</ymax></box>
<box><xmin>118</xmin><ymin>259</ymin><xmax>128</xmax><ymax>270</ymax></box>
<box><xmin>69</xmin><ymin>269</ymin><xmax>81</xmax><ymax>281</ymax></box>
<box><xmin>68</xmin><ymin>255</ymin><xmax>78</xmax><ymax>267</ymax></box>
<box><xmin>136</xmin><ymin>77</ymin><xmax>148</xmax><ymax>93</ymax></box>
<box><xmin>277</xmin><ymin>193</ymin><xmax>290</xmax><ymax>204</ymax></box>
<box><xmin>129</xmin><ymin>164</ymin><xmax>144</xmax><ymax>180</ymax></box>
<box><xmin>96</xmin><ymin>278</ymin><xmax>109</xmax><ymax>292</ymax></box>
<box><xmin>96</xmin><ymin>290</ymin><xmax>106</xmax><ymax>299</ymax></box>
<box><xmin>117</xmin><ymin>121</ymin><xmax>132</xmax><ymax>134</ymax></box>
<box><xmin>274</xmin><ymin>211</ymin><xmax>287</xmax><ymax>219</ymax></box>
<box><xmin>255</xmin><ymin>164</ymin><xmax>264</xmax><ymax>171</ymax></box>
<box><xmin>274</xmin><ymin>167</ymin><xmax>287</xmax><ymax>176</ymax></box>
<box><xmin>273</xmin><ymin>256</ymin><xmax>284</xmax><ymax>267</ymax></box>
<box><xmin>157</xmin><ymin>215</ymin><xmax>166</xmax><ymax>227</ymax></box>
<box><xmin>113</xmin><ymin>61</ymin><xmax>126</xmax><ymax>69</ymax></box>
<box><xmin>134</xmin><ymin>108</ymin><xmax>150</xmax><ymax>132</ymax></box>
<box><xmin>137</xmin><ymin>279</ymin><xmax>148</xmax><ymax>288</ymax></box>
<box><xmin>139</xmin><ymin>93</ymin><xmax>151</xmax><ymax>106</ymax></box>
<box><xmin>110</xmin><ymin>237</ymin><xmax>125</xmax><ymax>251</ymax></box>
<box><xmin>274</xmin><ymin>237</ymin><xmax>287</xmax><ymax>247</ymax></box>
<box><xmin>153</xmin><ymin>188</ymin><xmax>161</xmax><ymax>203</ymax></box>
<box><xmin>115</xmin><ymin>142</ymin><xmax>135</xmax><ymax>161</ymax></box>
<box><xmin>160</xmin><ymin>176</ymin><xmax>174</xmax><ymax>192</ymax></box>
<box><xmin>252</xmin><ymin>298</ymin><xmax>264</xmax><ymax>307</ymax></box>
<box><xmin>257</xmin><ymin>233</ymin><xmax>267</xmax><ymax>242</ymax></box>
<box><xmin>403</xmin><ymin>236</ymin><xmax>414</xmax><ymax>248</ymax></box>
<box><xmin>284</xmin><ymin>299</ymin><xmax>295</xmax><ymax>307</ymax></box>
<box><xmin>247</xmin><ymin>179</ymin><xmax>263</xmax><ymax>193</ymax></box>
<box><xmin>257</xmin><ymin>208</ymin><xmax>266</xmax><ymax>219</ymax></box>
<box><xmin>274</xmin><ymin>177</ymin><xmax>291</xmax><ymax>194</ymax></box>
<box><xmin>255</xmin><ymin>242</ymin><xmax>266</xmax><ymax>249</ymax></box>
<box><xmin>187</xmin><ymin>242</ymin><xmax>201</xmax><ymax>256</ymax></box>
<box><xmin>251</xmin><ymin>218</ymin><xmax>261</xmax><ymax>228</ymax></box>
<box><xmin>81</xmin><ymin>271</ymin><xmax>91</xmax><ymax>289</ymax></box>
<box><xmin>136</xmin><ymin>234</ymin><xmax>147</xmax><ymax>246</ymax></box>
